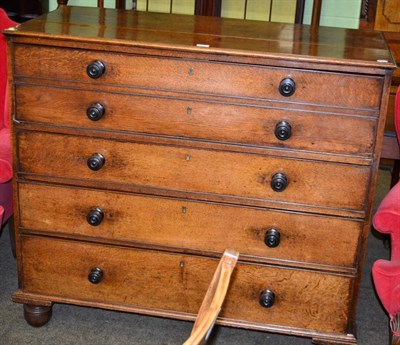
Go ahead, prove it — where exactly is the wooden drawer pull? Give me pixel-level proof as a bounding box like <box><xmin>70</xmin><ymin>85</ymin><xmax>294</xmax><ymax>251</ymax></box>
<box><xmin>259</xmin><ymin>289</ymin><xmax>275</xmax><ymax>308</ymax></box>
<box><xmin>86</xmin><ymin>207</ymin><xmax>104</xmax><ymax>226</ymax></box>
<box><xmin>270</xmin><ymin>172</ymin><xmax>288</xmax><ymax>192</ymax></box>
<box><xmin>87</xmin><ymin>153</ymin><xmax>105</xmax><ymax>171</ymax></box>
<box><xmin>87</xmin><ymin>60</ymin><xmax>106</xmax><ymax>79</ymax></box>
<box><xmin>264</xmin><ymin>228</ymin><xmax>281</xmax><ymax>248</ymax></box>
<box><xmin>86</xmin><ymin>103</ymin><xmax>105</xmax><ymax>121</ymax></box>
<box><xmin>88</xmin><ymin>267</ymin><xmax>104</xmax><ymax>284</ymax></box>
<box><xmin>275</xmin><ymin>120</ymin><xmax>292</xmax><ymax>141</ymax></box>
<box><xmin>279</xmin><ymin>78</ymin><xmax>296</xmax><ymax>97</ymax></box>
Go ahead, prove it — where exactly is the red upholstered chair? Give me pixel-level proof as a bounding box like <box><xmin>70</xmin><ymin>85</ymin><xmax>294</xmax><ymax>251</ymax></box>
<box><xmin>0</xmin><ymin>205</ymin><xmax>4</xmax><ymax>226</ymax></box>
<box><xmin>0</xmin><ymin>8</ymin><xmax>17</xmax><ymax>254</ymax></box>
<box><xmin>372</xmin><ymin>86</ymin><xmax>400</xmax><ymax>345</ymax></box>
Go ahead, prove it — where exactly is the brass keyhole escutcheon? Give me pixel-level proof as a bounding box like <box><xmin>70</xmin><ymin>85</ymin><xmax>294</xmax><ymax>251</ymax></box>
<box><xmin>188</xmin><ymin>67</ymin><xmax>194</xmax><ymax>76</ymax></box>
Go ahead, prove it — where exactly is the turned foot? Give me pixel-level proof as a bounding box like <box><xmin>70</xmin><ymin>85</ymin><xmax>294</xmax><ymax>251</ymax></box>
<box><xmin>23</xmin><ymin>304</ymin><xmax>52</xmax><ymax>327</ymax></box>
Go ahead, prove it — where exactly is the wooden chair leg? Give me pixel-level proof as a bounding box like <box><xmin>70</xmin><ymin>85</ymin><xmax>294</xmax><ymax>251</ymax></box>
<box><xmin>183</xmin><ymin>249</ymin><xmax>239</xmax><ymax>345</ymax></box>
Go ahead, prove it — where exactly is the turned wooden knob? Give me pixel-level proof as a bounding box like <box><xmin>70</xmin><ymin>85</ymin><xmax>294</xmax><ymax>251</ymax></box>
<box><xmin>264</xmin><ymin>228</ymin><xmax>281</xmax><ymax>248</ymax></box>
<box><xmin>87</xmin><ymin>153</ymin><xmax>105</xmax><ymax>171</ymax></box>
<box><xmin>87</xmin><ymin>207</ymin><xmax>104</xmax><ymax>226</ymax></box>
<box><xmin>87</xmin><ymin>103</ymin><xmax>105</xmax><ymax>121</ymax></box>
<box><xmin>88</xmin><ymin>267</ymin><xmax>104</xmax><ymax>284</ymax></box>
<box><xmin>259</xmin><ymin>289</ymin><xmax>275</xmax><ymax>308</ymax></box>
<box><xmin>270</xmin><ymin>173</ymin><xmax>288</xmax><ymax>192</ymax></box>
<box><xmin>279</xmin><ymin>78</ymin><xmax>296</xmax><ymax>97</ymax></box>
<box><xmin>275</xmin><ymin>121</ymin><xmax>292</xmax><ymax>141</ymax></box>
<box><xmin>87</xmin><ymin>61</ymin><xmax>106</xmax><ymax>79</ymax></box>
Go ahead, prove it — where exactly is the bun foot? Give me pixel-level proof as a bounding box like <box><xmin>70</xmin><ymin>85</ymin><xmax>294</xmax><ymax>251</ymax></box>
<box><xmin>23</xmin><ymin>304</ymin><xmax>52</xmax><ymax>327</ymax></box>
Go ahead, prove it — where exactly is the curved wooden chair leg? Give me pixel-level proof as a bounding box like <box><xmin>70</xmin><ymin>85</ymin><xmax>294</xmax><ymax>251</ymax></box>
<box><xmin>183</xmin><ymin>249</ymin><xmax>239</xmax><ymax>345</ymax></box>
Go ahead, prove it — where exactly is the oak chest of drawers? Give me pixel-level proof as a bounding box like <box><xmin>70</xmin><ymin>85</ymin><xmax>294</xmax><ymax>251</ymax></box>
<box><xmin>4</xmin><ymin>5</ymin><xmax>395</xmax><ymax>344</ymax></box>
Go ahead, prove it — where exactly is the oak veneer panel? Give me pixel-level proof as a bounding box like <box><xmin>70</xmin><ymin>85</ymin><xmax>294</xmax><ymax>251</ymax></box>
<box><xmin>17</xmin><ymin>131</ymin><xmax>371</xmax><ymax>212</ymax></box>
<box><xmin>21</xmin><ymin>235</ymin><xmax>352</xmax><ymax>333</ymax></box>
<box><xmin>18</xmin><ymin>183</ymin><xmax>362</xmax><ymax>269</ymax></box>
<box><xmin>15</xmin><ymin>84</ymin><xmax>378</xmax><ymax>157</ymax></box>
<box><xmin>13</xmin><ymin>45</ymin><xmax>383</xmax><ymax>110</ymax></box>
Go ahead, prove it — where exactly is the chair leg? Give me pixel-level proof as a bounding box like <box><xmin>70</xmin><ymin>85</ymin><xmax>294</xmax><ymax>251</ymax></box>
<box><xmin>183</xmin><ymin>249</ymin><xmax>239</xmax><ymax>345</ymax></box>
<box><xmin>8</xmin><ymin>216</ymin><xmax>16</xmax><ymax>258</ymax></box>
<box><xmin>391</xmin><ymin>313</ymin><xmax>400</xmax><ymax>345</ymax></box>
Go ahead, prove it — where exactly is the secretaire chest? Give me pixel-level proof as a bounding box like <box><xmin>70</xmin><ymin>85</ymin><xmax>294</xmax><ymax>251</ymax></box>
<box><xmin>4</xmin><ymin>5</ymin><xmax>395</xmax><ymax>344</ymax></box>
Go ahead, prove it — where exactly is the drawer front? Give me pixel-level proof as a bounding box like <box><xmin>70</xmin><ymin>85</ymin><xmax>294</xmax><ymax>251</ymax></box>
<box><xmin>21</xmin><ymin>236</ymin><xmax>352</xmax><ymax>333</ymax></box>
<box><xmin>19</xmin><ymin>183</ymin><xmax>362</xmax><ymax>268</ymax></box>
<box><xmin>16</xmin><ymin>84</ymin><xmax>377</xmax><ymax>156</ymax></box>
<box><xmin>14</xmin><ymin>45</ymin><xmax>382</xmax><ymax>109</ymax></box>
<box><xmin>17</xmin><ymin>131</ymin><xmax>370</xmax><ymax>212</ymax></box>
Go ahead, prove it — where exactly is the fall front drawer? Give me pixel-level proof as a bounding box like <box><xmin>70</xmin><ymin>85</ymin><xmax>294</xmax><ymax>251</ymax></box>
<box><xmin>17</xmin><ymin>131</ymin><xmax>370</xmax><ymax>212</ymax></box>
<box><xmin>15</xmin><ymin>84</ymin><xmax>378</xmax><ymax>156</ymax></box>
<box><xmin>18</xmin><ymin>183</ymin><xmax>362</xmax><ymax>269</ymax></box>
<box><xmin>13</xmin><ymin>45</ymin><xmax>382</xmax><ymax>109</ymax></box>
<box><xmin>21</xmin><ymin>235</ymin><xmax>353</xmax><ymax>334</ymax></box>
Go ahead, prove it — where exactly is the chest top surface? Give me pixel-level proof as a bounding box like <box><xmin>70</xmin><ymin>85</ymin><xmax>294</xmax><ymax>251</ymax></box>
<box><xmin>3</xmin><ymin>5</ymin><xmax>396</xmax><ymax>71</ymax></box>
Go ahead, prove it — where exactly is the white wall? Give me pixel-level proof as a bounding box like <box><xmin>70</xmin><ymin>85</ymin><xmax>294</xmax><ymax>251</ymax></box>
<box><xmin>221</xmin><ymin>0</ymin><xmax>297</xmax><ymax>22</ymax></box>
<box><xmin>304</xmin><ymin>0</ymin><xmax>362</xmax><ymax>28</ymax></box>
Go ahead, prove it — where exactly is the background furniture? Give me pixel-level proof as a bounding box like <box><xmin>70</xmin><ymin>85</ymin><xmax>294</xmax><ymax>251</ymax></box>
<box><xmin>0</xmin><ymin>8</ymin><xmax>17</xmax><ymax>256</ymax></box>
<box><xmin>57</xmin><ymin>0</ymin><xmax>310</xmax><ymax>24</ymax></box>
<box><xmin>57</xmin><ymin>0</ymin><xmax>126</xmax><ymax>8</ymax></box>
<box><xmin>4</xmin><ymin>6</ymin><xmax>394</xmax><ymax>344</ymax></box>
<box><xmin>372</xmin><ymin>86</ymin><xmax>400</xmax><ymax>345</ymax></box>
<box><xmin>374</xmin><ymin>0</ymin><xmax>400</xmax><ymax>186</ymax></box>
<box><xmin>0</xmin><ymin>0</ymin><xmax>42</xmax><ymax>22</ymax></box>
